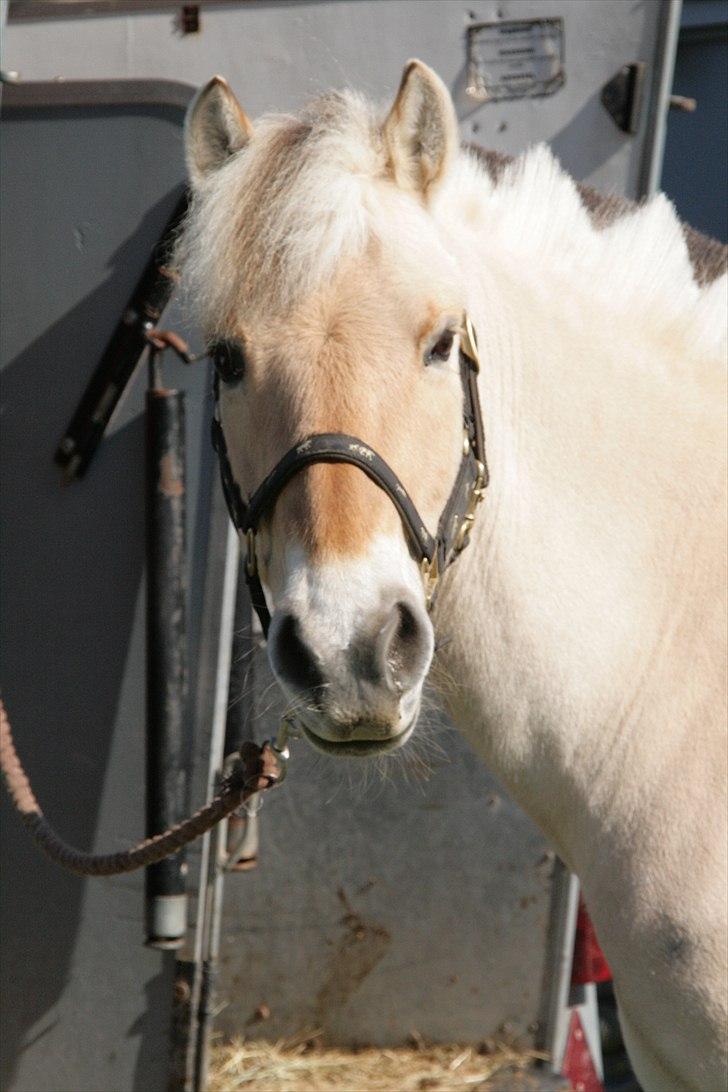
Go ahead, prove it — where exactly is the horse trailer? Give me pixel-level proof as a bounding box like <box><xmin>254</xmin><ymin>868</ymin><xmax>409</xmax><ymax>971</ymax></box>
<box><xmin>1</xmin><ymin>2</ymin><xmax>719</xmax><ymax>1090</ymax></box>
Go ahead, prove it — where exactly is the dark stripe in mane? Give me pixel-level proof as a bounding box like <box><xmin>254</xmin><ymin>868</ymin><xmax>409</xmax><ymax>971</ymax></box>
<box><xmin>468</xmin><ymin>145</ymin><xmax>727</xmax><ymax>288</ymax></box>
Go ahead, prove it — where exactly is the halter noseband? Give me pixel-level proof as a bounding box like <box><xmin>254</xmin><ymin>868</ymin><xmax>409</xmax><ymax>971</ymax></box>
<box><xmin>211</xmin><ymin>314</ymin><xmax>488</xmax><ymax>637</ymax></box>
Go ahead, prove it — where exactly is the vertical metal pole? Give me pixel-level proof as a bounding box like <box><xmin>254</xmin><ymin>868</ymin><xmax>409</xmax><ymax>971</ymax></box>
<box><xmin>540</xmin><ymin>859</ymin><xmax>605</xmax><ymax>1081</ymax></box>
<box><xmin>639</xmin><ymin>0</ymin><xmax>683</xmax><ymax>197</ymax></box>
<box><xmin>145</xmin><ymin>377</ymin><xmax>189</xmax><ymax>949</ymax></box>
<box><xmin>190</xmin><ymin>522</ymin><xmax>240</xmax><ymax>1092</ymax></box>
<box><xmin>224</xmin><ymin>554</ymin><xmax>261</xmax><ymax>871</ymax></box>
<box><xmin>542</xmin><ymin>859</ymin><xmax>581</xmax><ymax>1073</ymax></box>
<box><xmin>193</xmin><ymin>552</ymin><xmax>262</xmax><ymax>1087</ymax></box>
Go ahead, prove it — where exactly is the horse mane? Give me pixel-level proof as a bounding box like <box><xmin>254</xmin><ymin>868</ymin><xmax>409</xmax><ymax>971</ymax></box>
<box><xmin>446</xmin><ymin>139</ymin><xmax>726</xmax><ymax>363</ymax></box>
<box><xmin>468</xmin><ymin>145</ymin><xmax>727</xmax><ymax>288</ymax></box>
<box><xmin>174</xmin><ymin>87</ymin><xmax>727</xmax><ymax>351</ymax></box>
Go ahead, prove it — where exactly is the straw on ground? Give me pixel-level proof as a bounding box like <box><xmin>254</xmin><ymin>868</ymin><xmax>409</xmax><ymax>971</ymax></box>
<box><xmin>209</xmin><ymin>1036</ymin><xmax>548</xmax><ymax>1091</ymax></box>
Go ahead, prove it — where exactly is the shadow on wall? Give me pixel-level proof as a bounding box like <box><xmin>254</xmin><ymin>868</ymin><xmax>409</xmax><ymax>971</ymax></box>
<box><xmin>0</xmin><ymin>191</ymin><xmax>180</xmax><ymax>1091</ymax></box>
<box><xmin>548</xmin><ymin>89</ymin><xmax>626</xmax><ymax>181</ymax></box>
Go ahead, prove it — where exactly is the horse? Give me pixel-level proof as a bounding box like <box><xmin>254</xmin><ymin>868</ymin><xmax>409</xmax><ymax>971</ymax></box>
<box><xmin>175</xmin><ymin>61</ymin><xmax>727</xmax><ymax>1091</ymax></box>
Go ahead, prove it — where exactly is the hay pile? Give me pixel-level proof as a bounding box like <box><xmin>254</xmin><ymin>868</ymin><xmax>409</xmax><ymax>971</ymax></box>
<box><xmin>209</xmin><ymin>1035</ymin><xmax>549</xmax><ymax>1091</ymax></box>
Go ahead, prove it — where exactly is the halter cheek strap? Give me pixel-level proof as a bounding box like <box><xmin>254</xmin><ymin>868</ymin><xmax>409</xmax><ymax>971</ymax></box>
<box><xmin>211</xmin><ymin>314</ymin><xmax>488</xmax><ymax>638</ymax></box>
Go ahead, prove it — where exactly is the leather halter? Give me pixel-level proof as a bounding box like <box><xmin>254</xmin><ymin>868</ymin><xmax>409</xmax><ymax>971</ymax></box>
<box><xmin>211</xmin><ymin>314</ymin><xmax>488</xmax><ymax>638</ymax></box>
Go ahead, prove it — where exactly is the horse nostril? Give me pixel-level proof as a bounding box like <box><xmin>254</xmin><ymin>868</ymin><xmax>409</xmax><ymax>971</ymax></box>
<box><xmin>394</xmin><ymin>600</ymin><xmax>418</xmax><ymax>645</ymax></box>
<box><xmin>380</xmin><ymin>597</ymin><xmax>432</xmax><ymax>693</ymax></box>
<box><xmin>271</xmin><ymin>613</ymin><xmax>324</xmax><ymax>693</ymax></box>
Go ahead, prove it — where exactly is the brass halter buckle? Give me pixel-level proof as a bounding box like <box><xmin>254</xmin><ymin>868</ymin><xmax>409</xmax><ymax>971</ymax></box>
<box><xmin>453</xmin><ymin>460</ymin><xmax>487</xmax><ymax>554</ymax></box>
<box><xmin>420</xmin><ymin>553</ymin><xmax>440</xmax><ymax>610</ymax></box>
<box><xmin>459</xmin><ymin>313</ymin><xmax>481</xmax><ymax>372</ymax></box>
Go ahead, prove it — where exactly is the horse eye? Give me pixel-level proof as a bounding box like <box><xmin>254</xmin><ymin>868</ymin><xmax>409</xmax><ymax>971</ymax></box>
<box><xmin>426</xmin><ymin>329</ymin><xmax>455</xmax><ymax>365</ymax></box>
<box><xmin>211</xmin><ymin>339</ymin><xmax>246</xmax><ymax>383</ymax></box>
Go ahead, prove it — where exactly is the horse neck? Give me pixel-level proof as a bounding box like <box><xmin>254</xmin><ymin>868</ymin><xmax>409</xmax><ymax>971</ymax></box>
<box><xmin>433</xmin><ymin>227</ymin><xmax>726</xmax><ymax>872</ymax></box>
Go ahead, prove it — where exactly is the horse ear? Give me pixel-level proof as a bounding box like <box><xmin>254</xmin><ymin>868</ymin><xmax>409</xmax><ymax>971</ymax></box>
<box><xmin>383</xmin><ymin>60</ymin><xmax>459</xmax><ymax>197</ymax></box>
<box><xmin>185</xmin><ymin>76</ymin><xmax>253</xmax><ymax>188</ymax></box>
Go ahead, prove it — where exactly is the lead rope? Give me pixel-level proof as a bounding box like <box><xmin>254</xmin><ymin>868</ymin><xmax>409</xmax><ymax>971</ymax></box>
<box><xmin>0</xmin><ymin>696</ymin><xmax>285</xmax><ymax>876</ymax></box>
<box><xmin>0</xmin><ymin>330</ymin><xmax>292</xmax><ymax>878</ymax></box>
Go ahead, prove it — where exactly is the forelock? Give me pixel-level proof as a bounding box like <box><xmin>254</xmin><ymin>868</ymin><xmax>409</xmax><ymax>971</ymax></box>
<box><xmin>174</xmin><ymin>90</ymin><xmax>386</xmax><ymax>331</ymax></box>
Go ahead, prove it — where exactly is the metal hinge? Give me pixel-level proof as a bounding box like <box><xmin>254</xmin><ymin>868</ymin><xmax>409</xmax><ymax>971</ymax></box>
<box><xmin>601</xmin><ymin>62</ymin><xmax>646</xmax><ymax>134</ymax></box>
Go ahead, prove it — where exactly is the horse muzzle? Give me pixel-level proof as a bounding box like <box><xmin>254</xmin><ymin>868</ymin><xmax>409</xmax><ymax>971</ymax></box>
<box><xmin>267</xmin><ymin>589</ymin><xmax>432</xmax><ymax>756</ymax></box>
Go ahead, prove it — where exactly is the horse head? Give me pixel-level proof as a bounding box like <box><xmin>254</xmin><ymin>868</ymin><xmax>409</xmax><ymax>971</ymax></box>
<box><xmin>178</xmin><ymin>62</ymin><xmax>480</xmax><ymax>756</ymax></box>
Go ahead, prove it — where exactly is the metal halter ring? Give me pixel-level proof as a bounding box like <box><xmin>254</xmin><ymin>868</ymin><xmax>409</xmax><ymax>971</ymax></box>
<box><xmin>266</xmin><ymin>715</ymin><xmax>300</xmax><ymax>784</ymax></box>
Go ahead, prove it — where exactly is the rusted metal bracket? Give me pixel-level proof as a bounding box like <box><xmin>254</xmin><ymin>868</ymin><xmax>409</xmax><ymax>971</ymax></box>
<box><xmin>54</xmin><ymin>192</ymin><xmax>189</xmax><ymax>480</ymax></box>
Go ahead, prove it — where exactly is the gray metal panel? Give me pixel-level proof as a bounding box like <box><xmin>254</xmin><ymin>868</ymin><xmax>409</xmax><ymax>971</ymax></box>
<box><xmin>0</xmin><ymin>91</ymin><xmax>210</xmax><ymax>1092</ymax></box>
<box><xmin>3</xmin><ymin>0</ymin><xmax>663</xmax><ymax>197</ymax></box>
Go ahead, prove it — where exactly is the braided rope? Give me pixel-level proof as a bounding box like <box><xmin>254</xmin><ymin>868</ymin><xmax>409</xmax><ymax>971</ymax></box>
<box><xmin>0</xmin><ymin>697</ymin><xmax>280</xmax><ymax>876</ymax></box>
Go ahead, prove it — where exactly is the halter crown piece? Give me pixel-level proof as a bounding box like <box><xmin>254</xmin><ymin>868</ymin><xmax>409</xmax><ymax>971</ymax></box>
<box><xmin>211</xmin><ymin>313</ymin><xmax>488</xmax><ymax>637</ymax></box>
